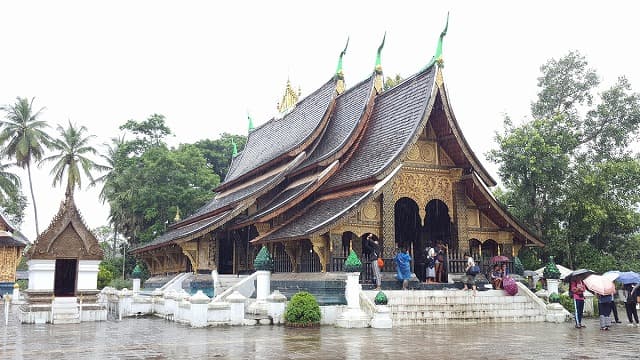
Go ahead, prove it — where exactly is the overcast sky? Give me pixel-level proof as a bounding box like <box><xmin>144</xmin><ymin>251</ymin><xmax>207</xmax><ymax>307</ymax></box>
<box><xmin>2</xmin><ymin>1</ymin><xmax>639</xmax><ymax>241</ymax></box>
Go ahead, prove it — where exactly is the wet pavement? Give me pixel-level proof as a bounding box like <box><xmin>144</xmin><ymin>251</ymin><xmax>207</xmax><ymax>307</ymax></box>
<box><xmin>1</xmin><ymin>307</ymin><xmax>638</xmax><ymax>359</ymax></box>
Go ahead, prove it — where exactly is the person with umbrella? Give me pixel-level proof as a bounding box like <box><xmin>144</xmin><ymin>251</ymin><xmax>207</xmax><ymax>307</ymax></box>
<box><xmin>623</xmin><ymin>282</ymin><xmax>640</xmax><ymax>327</ymax></box>
<box><xmin>570</xmin><ymin>276</ymin><xmax>588</xmax><ymax>328</ymax></box>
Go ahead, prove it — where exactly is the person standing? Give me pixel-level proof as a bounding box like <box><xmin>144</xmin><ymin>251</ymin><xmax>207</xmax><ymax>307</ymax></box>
<box><xmin>394</xmin><ymin>247</ymin><xmax>412</xmax><ymax>290</ymax></box>
<box><xmin>425</xmin><ymin>245</ymin><xmax>436</xmax><ymax>284</ymax></box>
<box><xmin>570</xmin><ymin>278</ymin><xmax>587</xmax><ymax>329</ymax></box>
<box><xmin>435</xmin><ymin>243</ymin><xmax>447</xmax><ymax>283</ymax></box>
<box><xmin>624</xmin><ymin>283</ymin><xmax>640</xmax><ymax>327</ymax></box>
<box><xmin>462</xmin><ymin>252</ymin><xmax>477</xmax><ymax>296</ymax></box>
<box><xmin>598</xmin><ymin>293</ymin><xmax>614</xmax><ymax>330</ymax></box>
<box><xmin>365</xmin><ymin>234</ymin><xmax>382</xmax><ymax>291</ymax></box>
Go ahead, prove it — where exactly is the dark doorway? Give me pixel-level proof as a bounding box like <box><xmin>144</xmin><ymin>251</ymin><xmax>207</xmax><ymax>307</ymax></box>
<box><xmin>424</xmin><ymin>199</ymin><xmax>451</xmax><ymax>247</ymax></box>
<box><xmin>394</xmin><ymin>197</ymin><xmax>422</xmax><ymax>280</ymax></box>
<box><xmin>54</xmin><ymin>259</ymin><xmax>77</xmax><ymax>297</ymax></box>
<box><xmin>219</xmin><ymin>236</ymin><xmax>234</xmax><ymax>274</ymax></box>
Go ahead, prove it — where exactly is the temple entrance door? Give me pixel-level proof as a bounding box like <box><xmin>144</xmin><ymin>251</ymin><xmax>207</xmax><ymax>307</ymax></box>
<box><xmin>54</xmin><ymin>259</ymin><xmax>77</xmax><ymax>297</ymax></box>
<box><xmin>218</xmin><ymin>237</ymin><xmax>234</xmax><ymax>274</ymax></box>
<box><xmin>394</xmin><ymin>197</ymin><xmax>422</xmax><ymax>280</ymax></box>
<box><xmin>423</xmin><ymin>199</ymin><xmax>451</xmax><ymax>282</ymax></box>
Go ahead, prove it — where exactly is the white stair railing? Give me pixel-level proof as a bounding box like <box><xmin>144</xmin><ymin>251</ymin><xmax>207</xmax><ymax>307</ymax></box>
<box><xmin>211</xmin><ymin>272</ymin><xmax>258</xmax><ymax>302</ymax></box>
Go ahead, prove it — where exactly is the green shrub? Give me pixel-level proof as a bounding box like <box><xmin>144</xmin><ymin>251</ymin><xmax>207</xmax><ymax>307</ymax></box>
<box><xmin>559</xmin><ymin>293</ymin><xmax>574</xmax><ymax>313</ymax></box>
<box><xmin>108</xmin><ymin>278</ymin><xmax>133</xmax><ymax>290</ymax></box>
<box><xmin>98</xmin><ymin>263</ymin><xmax>114</xmax><ymax>289</ymax></box>
<box><xmin>284</xmin><ymin>291</ymin><xmax>321</xmax><ymax>325</ymax></box>
<box><xmin>549</xmin><ymin>292</ymin><xmax>561</xmax><ymax>303</ymax></box>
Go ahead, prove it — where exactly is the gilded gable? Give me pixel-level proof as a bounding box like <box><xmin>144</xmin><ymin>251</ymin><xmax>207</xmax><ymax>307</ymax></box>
<box><xmin>26</xmin><ymin>194</ymin><xmax>103</xmax><ymax>261</ymax></box>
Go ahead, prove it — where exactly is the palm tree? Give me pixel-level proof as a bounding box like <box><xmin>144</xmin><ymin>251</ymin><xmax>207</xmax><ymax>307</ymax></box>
<box><xmin>0</xmin><ymin>97</ymin><xmax>52</xmax><ymax>236</ymax></box>
<box><xmin>0</xmin><ymin>161</ymin><xmax>21</xmax><ymax>202</ymax></box>
<box><xmin>40</xmin><ymin>120</ymin><xmax>108</xmax><ymax>196</ymax></box>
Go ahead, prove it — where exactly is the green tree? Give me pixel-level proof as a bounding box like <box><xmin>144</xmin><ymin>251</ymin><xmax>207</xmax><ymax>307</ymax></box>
<box><xmin>0</xmin><ymin>97</ymin><xmax>52</xmax><ymax>235</ymax></box>
<box><xmin>193</xmin><ymin>133</ymin><xmax>247</xmax><ymax>181</ymax></box>
<box><xmin>40</xmin><ymin>121</ymin><xmax>108</xmax><ymax>195</ymax></box>
<box><xmin>104</xmin><ymin>116</ymin><xmax>219</xmax><ymax>244</ymax></box>
<box><xmin>0</xmin><ymin>160</ymin><xmax>27</xmax><ymax>225</ymax></box>
<box><xmin>384</xmin><ymin>74</ymin><xmax>403</xmax><ymax>90</ymax></box>
<box><xmin>489</xmin><ymin>51</ymin><xmax>640</xmax><ymax>270</ymax></box>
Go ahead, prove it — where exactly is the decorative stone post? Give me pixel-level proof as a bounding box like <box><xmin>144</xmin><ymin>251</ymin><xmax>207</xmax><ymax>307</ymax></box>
<box><xmin>249</xmin><ymin>246</ymin><xmax>272</xmax><ymax>315</ymax></box>
<box><xmin>267</xmin><ymin>290</ymin><xmax>287</xmax><ymax>324</ymax></box>
<box><xmin>163</xmin><ymin>289</ymin><xmax>177</xmax><ymax>319</ymax></box>
<box><xmin>151</xmin><ymin>288</ymin><xmax>163</xmax><ymax>314</ymax></box>
<box><xmin>119</xmin><ymin>288</ymin><xmax>133</xmax><ymax>319</ymax></box>
<box><xmin>208</xmin><ymin>301</ymin><xmax>231</xmax><ymax>325</ymax></box>
<box><xmin>227</xmin><ymin>291</ymin><xmax>246</xmax><ymax>325</ymax></box>
<box><xmin>370</xmin><ymin>291</ymin><xmax>392</xmax><ymax>328</ymax></box>
<box><xmin>189</xmin><ymin>290</ymin><xmax>210</xmax><ymax>328</ymax></box>
<box><xmin>543</xmin><ymin>256</ymin><xmax>561</xmax><ymax>295</ymax></box>
<box><xmin>12</xmin><ymin>283</ymin><xmax>20</xmax><ymax>304</ymax></box>
<box><xmin>131</xmin><ymin>265</ymin><xmax>143</xmax><ymax>294</ymax></box>
<box><xmin>336</xmin><ymin>250</ymin><xmax>369</xmax><ymax>328</ymax></box>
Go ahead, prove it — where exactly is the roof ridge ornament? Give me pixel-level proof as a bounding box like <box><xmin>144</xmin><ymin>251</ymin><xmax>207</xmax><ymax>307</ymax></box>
<box><xmin>247</xmin><ymin>112</ymin><xmax>254</xmax><ymax>132</ymax></box>
<box><xmin>276</xmin><ymin>79</ymin><xmax>300</xmax><ymax>114</ymax></box>
<box><xmin>374</xmin><ymin>32</ymin><xmax>386</xmax><ymax>94</ymax></box>
<box><xmin>335</xmin><ymin>37</ymin><xmax>349</xmax><ymax>94</ymax></box>
<box><xmin>426</xmin><ymin>12</ymin><xmax>449</xmax><ymax>69</ymax></box>
<box><xmin>231</xmin><ymin>137</ymin><xmax>238</xmax><ymax>157</ymax></box>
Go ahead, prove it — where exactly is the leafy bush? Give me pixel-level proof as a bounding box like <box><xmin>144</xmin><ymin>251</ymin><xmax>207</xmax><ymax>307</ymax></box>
<box><xmin>549</xmin><ymin>292</ymin><xmax>561</xmax><ymax>303</ymax></box>
<box><xmin>98</xmin><ymin>263</ymin><xmax>114</xmax><ymax>289</ymax></box>
<box><xmin>108</xmin><ymin>278</ymin><xmax>133</xmax><ymax>290</ymax></box>
<box><xmin>284</xmin><ymin>291</ymin><xmax>321</xmax><ymax>325</ymax></box>
<box><xmin>559</xmin><ymin>293</ymin><xmax>574</xmax><ymax>313</ymax></box>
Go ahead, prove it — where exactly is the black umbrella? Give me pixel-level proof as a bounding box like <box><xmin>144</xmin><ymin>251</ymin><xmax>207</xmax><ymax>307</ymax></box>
<box><xmin>564</xmin><ymin>269</ymin><xmax>595</xmax><ymax>283</ymax></box>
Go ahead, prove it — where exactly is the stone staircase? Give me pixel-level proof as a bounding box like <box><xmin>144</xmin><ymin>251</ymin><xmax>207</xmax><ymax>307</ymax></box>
<box><xmin>52</xmin><ymin>297</ymin><xmax>80</xmax><ymax>324</ymax></box>
<box><xmin>364</xmin><ymin>289</ymin><xmax>546</xmax><ymax>326</ymax></box>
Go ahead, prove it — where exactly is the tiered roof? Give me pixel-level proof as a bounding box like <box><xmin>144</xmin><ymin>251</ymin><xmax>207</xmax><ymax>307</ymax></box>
<box><xmin>134</xmin><ymin>33</ymin><xmax>543</xmax><ymax>254</ymax></box>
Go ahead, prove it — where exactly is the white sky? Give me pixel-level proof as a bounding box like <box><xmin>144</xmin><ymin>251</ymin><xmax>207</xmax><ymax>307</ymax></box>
<box><xmin>1</xmin><ymin>1</ymin><xmax>639</xmax><ymax>241</ymax></box>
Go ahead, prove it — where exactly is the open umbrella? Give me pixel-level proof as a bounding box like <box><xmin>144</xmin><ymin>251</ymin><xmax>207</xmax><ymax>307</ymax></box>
<box><xmin>602</xmin><ymin>271</ymin><xmax>620</xmax><ymax>282</ymax></box>
<box><xmin>616</xmin><ymin>271</ymin><xmax>640</xmax><ymax>285</ymax></box>
<box><xmin>563</xmin><ymin>269</ymin><xmax>594</xmax><ymax>283</ymax></box>
<box><xmin>583</xmin><ymin>274</ymin><xmax>616</xmax><ymax>296</ymax></box>
<box><xmin>490</xmin><ymin>255</ymin><xmax>510</xmax><ymax>264</ymax></box>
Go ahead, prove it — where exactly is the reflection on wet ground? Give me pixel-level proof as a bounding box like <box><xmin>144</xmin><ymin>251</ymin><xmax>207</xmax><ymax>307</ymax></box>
<box><xmin>1</xmin><ymin>308</ymin><xmax>638</xmax><ymax>359</ymax></box>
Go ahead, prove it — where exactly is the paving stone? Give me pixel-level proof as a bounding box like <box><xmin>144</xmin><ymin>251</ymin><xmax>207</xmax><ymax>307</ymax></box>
<box><xmin>0</xmin><ymin>305</ymin><xmax>638</xmax><ymax>359</ymax></box>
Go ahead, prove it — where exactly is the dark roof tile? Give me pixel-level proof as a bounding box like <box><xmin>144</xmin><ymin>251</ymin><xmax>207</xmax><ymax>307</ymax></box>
<box><xmin>323</xmin><ymin>67</ymin><xmax>435</xmax><ymax>188</ymax></box>
<box><xmin>224</xmin><ymin>79</ymin><xmax>336</xmax><ymax>182</ymax></box>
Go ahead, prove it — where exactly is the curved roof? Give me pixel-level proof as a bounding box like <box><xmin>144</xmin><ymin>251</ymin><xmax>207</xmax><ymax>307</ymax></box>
<box><xmin>323</xmin><ymin>66</ymin><xmax>436</xmax><ymax>189</ymax></box>
<box><xmin>222</xmin><ymin>78</ymin><xmax>336</xmax><ymax>185</ymax></box>
<box><xmin>299</xmin><ymin>76</ymin><xmax>375</xmax><ymax>169</ymax></box>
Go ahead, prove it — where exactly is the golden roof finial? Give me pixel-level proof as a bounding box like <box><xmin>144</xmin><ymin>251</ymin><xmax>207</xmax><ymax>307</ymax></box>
<box><xmin>277</xmin><ymin>79</ymin><xmax>299</xmax><ymax>113</ymax></box>
<box><xmin>174</xmin><ymin>206</ymin><xmax>181</xmax><ymax>222</ymax></box>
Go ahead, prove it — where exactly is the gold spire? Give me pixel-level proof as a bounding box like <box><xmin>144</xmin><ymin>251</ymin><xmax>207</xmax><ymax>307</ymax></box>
<box><xmin>174</xmin><ymin>206</ymin><xmax>181</xmax><ymax>222</ymax></box>
<box><xmin>277</xmin><ymin>79</ymin><xmax>299</xmax><ymax>113</ymax></box>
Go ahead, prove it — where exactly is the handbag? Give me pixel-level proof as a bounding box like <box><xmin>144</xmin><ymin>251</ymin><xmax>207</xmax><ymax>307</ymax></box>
<box><xmin>377</xmin><ymin>257</ymin><xmax>384</xmax><ymax>269</ymax></box>
<box><xmin>467</xmin><ymin>265</ymin><xmax>480</xmax><ymax>275</ymax></box>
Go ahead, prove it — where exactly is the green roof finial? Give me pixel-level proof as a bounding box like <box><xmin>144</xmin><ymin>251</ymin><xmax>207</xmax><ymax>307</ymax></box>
<box><xmin>375</xmin><ymin>32</ymin><xmax>386</xmax><ymax>72</ymax></box>
<box><xmin>247</xmin><ymin>112</ymin><xmax>254</xmax><ymax>132</ymax></box>
<box><xmin>231</xmin><ymin>138</ymin><xmax>238</xmax><ymax>157</ymax></box>
<box><xmin>335</xmin><ymin>37</ymin><xmax>349</xmax><ymax>77</ymax></box>
<box><xmin>426</xmin><ymin>12</ymin><xmax>449</xmax><ymax>68</ymax></box>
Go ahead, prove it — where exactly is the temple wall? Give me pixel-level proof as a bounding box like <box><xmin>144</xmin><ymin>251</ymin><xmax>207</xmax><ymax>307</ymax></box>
<box><xmin>28</xmin><ymin>259</ymin><xmax>55</xmax><ymax>291</ymax></box>
<box><xmin>77</xmin><ymin>260</ymin><xmax>100</xmax><ymax>290</ymax></box>
<box><xmin>0</xmin><ymin>247</ymin><xmax>21</xmax><ymax>282</ymax></box>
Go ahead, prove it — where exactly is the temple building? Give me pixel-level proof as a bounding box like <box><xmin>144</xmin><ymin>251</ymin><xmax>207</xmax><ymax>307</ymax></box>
<box><xmin>20</xmin><ymin>192</ymin><xmax>106</xmax><ymax>324</ymax></box>
<box><xmin>0</xmin><ymin>212</ymin><xmax>28</xmax><ymax>296</ymax></box>
<box><xmin>133</xmin><ymin>27</ymin><xmax>544</xmax><ymax>283</ymax></box>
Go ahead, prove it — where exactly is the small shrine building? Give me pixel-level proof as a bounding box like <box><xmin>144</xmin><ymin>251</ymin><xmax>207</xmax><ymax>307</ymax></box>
<box><xmin>20</xmin><ymin>192</ymin><xmax>106</xmax><ymax>323</ymax></box>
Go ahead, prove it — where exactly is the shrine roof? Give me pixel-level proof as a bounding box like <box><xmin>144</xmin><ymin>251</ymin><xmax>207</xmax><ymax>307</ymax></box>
<box><xmin>132</xmin><ymin>209</ymin><xmax>233</xmax><ymax>253</ymax></box>
<box><xmin>299</xmin><ymin>76</ymin><xmax>374</xmax><ymax>168</ymax></box>
<box><xmin>222</xmin><ymin>78</ymin><xmax>336</xmax><ymax>185</ymax></box>
<box><xmin>323</xmin><ymin>66</ymin><xmax>436</xmax><ymax>189</ymax></box>
<box><xmin>254</xmin><ymin>191</ymin><xmax>369</xmax><ymax>243</ymax></box>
